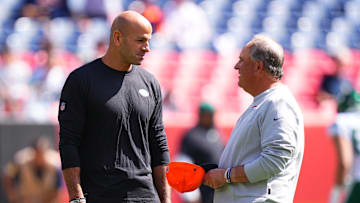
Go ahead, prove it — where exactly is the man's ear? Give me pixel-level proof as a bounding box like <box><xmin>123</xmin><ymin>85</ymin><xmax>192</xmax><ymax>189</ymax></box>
<box><xmin>256</xmin><ymin>61</ymin><xmax>264</xmax><ymax>72</ymax></box>
<box><xmin>113</xmin><ymin>31</ymin><xmax>122</xmax><ymax>46</ymax></box>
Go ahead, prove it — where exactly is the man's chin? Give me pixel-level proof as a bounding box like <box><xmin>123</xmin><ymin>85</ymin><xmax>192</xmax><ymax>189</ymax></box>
<box><xmin>133</xmin><ymin>61</ymin><xmax>142</xmax><ymax>65</ymax></box>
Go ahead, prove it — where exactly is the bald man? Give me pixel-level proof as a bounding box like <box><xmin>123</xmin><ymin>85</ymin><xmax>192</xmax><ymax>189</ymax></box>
<box><xmin>203</xmin><ymin>35</ymin><xmax>304</xmax><ymax>203</ymax></box>
<box><xmin>58</xmin><ymin>11</ymin><xmax>171</xmax><ymax>203</ymax></box>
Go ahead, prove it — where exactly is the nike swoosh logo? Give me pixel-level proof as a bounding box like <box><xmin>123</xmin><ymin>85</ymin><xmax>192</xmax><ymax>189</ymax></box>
<box><xmin>273</xmin><ymin>118</ymin><xmax>281</xmax><ymax>121</ymax></box>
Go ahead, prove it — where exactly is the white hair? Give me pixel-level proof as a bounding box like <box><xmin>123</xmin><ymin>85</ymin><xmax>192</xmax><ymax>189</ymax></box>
<box><xmin>248</xmin><ymin>35</ymin><xmax>284</xmax><ymax>80</ymax></box>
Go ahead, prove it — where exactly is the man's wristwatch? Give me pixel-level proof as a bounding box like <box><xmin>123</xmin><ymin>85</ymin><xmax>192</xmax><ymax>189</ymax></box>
<box><xmin>224</xmin><ymin>168</ymin><xmax>232</xmax><ymax>183</ymax></box>
<box><xmin>69</xmin><ymin>197</ymin><xmax>86</xmax><ymax>203</ymax></box>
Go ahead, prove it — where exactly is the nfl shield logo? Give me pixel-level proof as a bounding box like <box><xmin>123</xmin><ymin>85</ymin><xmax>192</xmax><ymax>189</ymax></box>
<box><xmin>60</xmin><ymin>102</ymin><xmax>66</xmax><ymax>111</ymax></box>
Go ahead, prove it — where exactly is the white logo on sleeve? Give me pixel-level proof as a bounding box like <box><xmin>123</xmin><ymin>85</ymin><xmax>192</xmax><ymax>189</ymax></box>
<box><xmin>139</xmin><ymin>89</ymin><xmax>149</xmax><ymax>97</ymax></box>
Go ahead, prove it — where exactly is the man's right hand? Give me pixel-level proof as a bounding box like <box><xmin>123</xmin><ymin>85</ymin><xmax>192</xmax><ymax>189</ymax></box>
<box><xmin>203</xmin><ymin>168</ymin><xmax>227</xmax><ymax>189</ymax></box>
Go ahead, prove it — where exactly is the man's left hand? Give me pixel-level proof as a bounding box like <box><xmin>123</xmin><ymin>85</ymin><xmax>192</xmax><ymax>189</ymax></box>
<box><xmin>203</xmin><ymin>168</ymin><xmax>227</xmax><ymax>189</ymax></box>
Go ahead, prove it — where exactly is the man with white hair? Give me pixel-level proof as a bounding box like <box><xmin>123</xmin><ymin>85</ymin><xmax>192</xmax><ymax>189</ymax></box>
<box><xmin>203</xmin><ymin>35</ymin><xmax>305</xmax><ymax>203</ymax></box>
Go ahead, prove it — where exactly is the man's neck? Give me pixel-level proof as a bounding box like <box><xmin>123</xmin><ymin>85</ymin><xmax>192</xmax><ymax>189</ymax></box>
<box><xmin>250</xmin><ymin>80</ymin><xmax>280</xmax><ymax>97</ymax></box>
<box><xmin>102</xmin><ymin>51</ymin><xmax>132</xmax><ymax>72</ymax></box>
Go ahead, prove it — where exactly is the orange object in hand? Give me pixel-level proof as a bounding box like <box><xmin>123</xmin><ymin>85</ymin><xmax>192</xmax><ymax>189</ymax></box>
<box><xmin>166</xmin><ymin>162</ymin><xmax>205</xmax><ymax>193</ymax></box>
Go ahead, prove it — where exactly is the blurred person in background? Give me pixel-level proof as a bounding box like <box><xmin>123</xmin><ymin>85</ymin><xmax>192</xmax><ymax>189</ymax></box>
<box><xmin>162</xmin><ymin>88</ymin><xmax>177</xmax><ymax>111</ymax></box>
<box><xmin>37</xmin><ymin>49</ymin><xmax>67</xmax><ymax>102</ymax></box>
<box><xmin>23</xmin><ymin>40</ymin><xmax>68</xmax><ymax>122</ymax></box>
<box><xmin>328</xmin><ymin>104</ymin><xmax>360</xmax><ymax>203</ymax></box>
<box><xmin>29</xmin><ymin>41</ymin><xmax>53</xmax><ymax>90</ymax></box>
<box><xmin>177</xmin><ymin>102</ymin><xmax>224</xmax><ymax>203</ymax></box>
<box><xmin>160</xmin><ymin>0</ymin><xmax>212</xmax><ymax>50</ymax></box>
<box><xmin>0</xmin><ymin>46</ymin><xmax>32</xmax><ymax>121</ymax></box>
<box><xmin>127</xmin><ymin>0</ymin><xmax>164</xmax><ymax>33</ymax></box>
<box><xmin>316</xmin><ymin>50</ymin><xmax>357</xmax><ymax>111</ymax></box>
<box><xmin>142</xmin><ymin>0</ymin><xmax>164</xmax><ymax>33</ymax></box>
<box><xmin>22</xmin><ymin>0</ymin><xmax>70</xmax><ymax>19</ymax></box>
<box><xmin>83</xmin><ymin>0</ymin><xmax>107</xmax><ymax>19</ymax></box>
<box><xmin>95</xmin><ymin>40</ymin><xmax>108</xmax><ymax>58</ymax></box>
<box><xmin>58</xmin><ymin>11</ymin><xmax>171</xmax><ymax>203</ymax></box>
<box><xmin>203</xmin><ymin>35</ymin><xmax>304</xmax><ymax>203</ymax></box>
<box><xmin>317</xmin><ymin>51</ymin><xmax>360</xmax><ymax>203</ymax></box>
<box><xmin>0</xmin><ymin>47</ymin><xmax>9</xmax><ymax>119</ymax></box>
<box><xmin>2</xmin><ymin>136</ymin><xmax>62</xmax><ymax>203</ymax></box>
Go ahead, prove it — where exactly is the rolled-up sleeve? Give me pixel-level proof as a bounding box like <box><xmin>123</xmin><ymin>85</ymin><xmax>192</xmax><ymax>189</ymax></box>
<box><xmin>244</xmin><ymin>101</ymin><xmax>300</xmax><ymax>183</ymax></box>
<box><xmin>149</xmin><ymin>83</ymin><xmax>170</xmax><ymax>167</ymax></box>
<box><xmin>58</xmin><ymin>71</ymin><xmax>87</xmax><ymax>170</ymax></box>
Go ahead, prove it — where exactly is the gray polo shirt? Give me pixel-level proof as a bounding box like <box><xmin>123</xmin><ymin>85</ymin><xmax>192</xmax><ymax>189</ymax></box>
<box><xmin>215</xmin><ymin>84</ymin><xmax>304</xmax><ymax>203</ymax></box>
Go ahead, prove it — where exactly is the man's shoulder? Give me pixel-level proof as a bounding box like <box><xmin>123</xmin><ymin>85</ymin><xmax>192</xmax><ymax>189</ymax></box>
<box><xmin>73</xmin><ymin>58</ymin><xmax>101</xmax><ymax>74</ymax></box>
<box><xmin>263</xmin><ymin>86</ymin><xmax>302</xmax><ymax>116</ymax></box>
<box><xmin>136</xmin><ymin>66</ymin><xmax>158</xmax><ymax>80</ymax></box>
<box><xmin>269</xmin><ymin>86</ymin><xmax>297</xmax><ymax>103</ymax></box>
<box><xmin>184</xmin><ymin>125</ymin><xmax>201</xmax><ymax>135</ymax></box>
<box><xmin>183</xmin><ymin>126</ymin><xmax>213</xmax><ymax>140</ymax></box>
<box><xmin>266</xmin><ymin>95</ymin><xmax>300</xmax><ymax>112</ymax></box>
<box><xmin>66</xmin><ymin>58</ymin><xmax>101</xmax><ymax>82</ymax></box>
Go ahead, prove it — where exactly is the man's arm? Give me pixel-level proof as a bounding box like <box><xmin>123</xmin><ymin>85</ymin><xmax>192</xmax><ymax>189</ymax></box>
<box><xmin>333</xmin><ymin>136</ymin><xmax>353</xmax><ymax>185</ymax></box>
<box><xmin>152</xmin><ymin>165</ymin><xmax>171</xmax><ymax>203</ymax></box>
<box><xmin>203</xmin><ymin>166</ymin><xmax>249</xmax><ymax>189</ymax></box>
<box><xmin>148</xmin><ymin>80</ymin><xmax>171</xmax><ymax>202</ymax></box>
<box><xmin>62</xmin><ymin>167</ymin><xmax>85</xmax><ymax>200</ymax></box>
<box><xmin>205</xmin><ymin>101</ymin><xmax>302</xmax><ymax>188</ymax></box>
<box><xmin>58</xmin><ymin>71</ymin><xmax>87</xmax><ymax>201</ymax></box>
<box><xmin>243</xmin><ymin>101</ymin><xmax>301</xmax><ymax>183</ymax></box>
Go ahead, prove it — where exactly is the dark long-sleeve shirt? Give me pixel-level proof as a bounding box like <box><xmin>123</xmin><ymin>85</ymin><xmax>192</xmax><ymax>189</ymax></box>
<box><xmin>58</xmin><ymin>58</ymin><xmax>170</xmax><ymax>201</ymax></box>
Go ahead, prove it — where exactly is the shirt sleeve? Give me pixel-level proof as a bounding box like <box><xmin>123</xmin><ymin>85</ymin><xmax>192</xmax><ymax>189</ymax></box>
<box><xmin>328</xmin><ymin>112</ymin><xmax>353</xmax><ymax>139</ymax></box>
<box><xmin>244</xmin><ymin>100</ymin><xmax>301</xmax><ymax>183</ymax></box>
<box><xmin>58</xmin><ymin>70</ymin><xmax>87</xmax><ymax>170</ymax></box>
<box><xmin>149</xmin><ymin>81</ymin><xmax>170</xmax><ymax>167</ymax></box>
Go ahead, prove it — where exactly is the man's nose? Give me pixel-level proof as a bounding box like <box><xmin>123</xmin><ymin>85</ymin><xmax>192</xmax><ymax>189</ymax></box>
<box><xmin>143</xmin><ymin>42</ymin><xmax>150</xmax><ymax>52</ymax></box>
<box><xmin>234</xmin><ymin>63</ymin><xmax>239</xmax><ymax>70</ymax></box>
